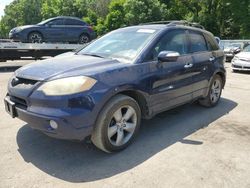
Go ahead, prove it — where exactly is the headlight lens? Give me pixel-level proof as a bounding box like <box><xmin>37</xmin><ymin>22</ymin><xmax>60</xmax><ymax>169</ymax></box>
<box><xmin>233</xmin><ymin>56</ymin><xmax>239</xmax><ymax>61</ymax></box>
<box><xmin>13</xmin><ymin>27</ymin><xmax>23</xmax><ymax>32</ymax></box>
<box><xmin>37</xmin><ymin>76</ymin><xmax>97</xmax><ymax>96</ymax></box>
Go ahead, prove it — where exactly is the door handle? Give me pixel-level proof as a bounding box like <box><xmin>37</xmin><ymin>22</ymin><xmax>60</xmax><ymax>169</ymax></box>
<box><xmin>184</xmin><ymin>63</ymin><xmax>193</xmax><ymax>68</ymax></box>
<box><xmin>209</xmin><ymin>57</ymin><xmax>215</xmax><ymax>62</ymax></box>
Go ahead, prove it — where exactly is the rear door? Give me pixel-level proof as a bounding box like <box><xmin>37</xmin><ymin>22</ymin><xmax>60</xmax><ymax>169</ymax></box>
<box><xmin>64</xmin><ymin>18</ymin><xmax>87</xmax><ymax>42</ymax></box>
<box><xmin>144</xmin><ymin>29</ymin><xmax>195</xmax><ymax>113</ymax></box>
<box><xmin>187</xmin><ymin>30</ymin><xmax>215</xmax><ymax>99</ymax></box>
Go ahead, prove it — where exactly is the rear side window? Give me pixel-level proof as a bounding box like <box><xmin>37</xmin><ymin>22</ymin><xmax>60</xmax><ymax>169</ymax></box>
<box><xmin>65</xmin><ymin>19</ymin><xmax>86</xmax><ymax>26</ymax></box>
<box><xmin>189</xmin><ymin>31</ymin><xmax>208</xmax><ymax>53</ymax></box>
<box><xmin>204</xmin><ymin>33</ymin><xmax>220</xmax><ymax>51</ymax></box>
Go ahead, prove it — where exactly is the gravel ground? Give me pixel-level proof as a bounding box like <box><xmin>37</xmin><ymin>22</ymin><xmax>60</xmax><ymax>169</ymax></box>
<box><xmin>0</xmin><ymin>61</ymin><xmax>250</xmax><ymax>188</ymax></box>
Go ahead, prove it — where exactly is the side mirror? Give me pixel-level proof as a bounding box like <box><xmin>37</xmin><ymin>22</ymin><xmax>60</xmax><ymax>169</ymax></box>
<box><xmin>45</xmin><ymin>23</ymin><xmax>52</xmax><ymax>27</ymax></box>
<box><xmin>158</xmin><ymin>51</ymin><xmax>180</xmax><ymax>62</ymax></box>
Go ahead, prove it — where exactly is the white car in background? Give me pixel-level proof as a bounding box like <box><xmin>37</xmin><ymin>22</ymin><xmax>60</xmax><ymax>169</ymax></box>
<box><xmin>232</xmin><ymin>45</ymin><xmax>250</xmax><ymax>72</ymax></box>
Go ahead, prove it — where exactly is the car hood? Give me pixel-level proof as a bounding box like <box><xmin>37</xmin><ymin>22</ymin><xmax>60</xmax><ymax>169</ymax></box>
<box><xmin>15</xmin><ymin>55</ymin><xmax>126</xmax><ymax>81</ymax></box>
<box><xmin>224</xmin><ymin>47</ymin><xmax>240</xmax><ymax>52</ymax></box>
<box><xmin>12</xmin><ymin>25</ymin><xmax>39</xmax><ymax>31</ymax></box>
<box><xmin>20</xmin><ymin>25</ymin><xmax>39</xmax><ymax>29</ymax></box>
<box><xmin>235</xmin><ymin>52</ymin><xmax>250</xmax><ymax>60</ymax></box>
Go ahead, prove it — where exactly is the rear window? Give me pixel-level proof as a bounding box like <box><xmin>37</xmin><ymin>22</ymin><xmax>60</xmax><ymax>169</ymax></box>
<box><xmin>189</xmin><ymin>31</ymin><xmax>208</xmax><ymax>53</ymax></box>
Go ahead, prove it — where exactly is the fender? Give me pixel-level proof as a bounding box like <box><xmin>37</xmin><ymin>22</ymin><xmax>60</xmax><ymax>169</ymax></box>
<box><xmin>203</xmin><ymin>67</ymin><xmax>226</xmax><ymax>97</ymax></box>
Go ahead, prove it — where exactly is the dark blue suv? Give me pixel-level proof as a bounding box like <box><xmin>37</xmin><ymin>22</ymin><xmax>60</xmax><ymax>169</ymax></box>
<box><xmin>9</xmin><ymin>16</ymin><xmax>96</xmax><ymax>43</ymax></box>
<box><xmin>4</xmin><ymin>21</ymin><xmax>226</xmax><ymax>152</ymax></box>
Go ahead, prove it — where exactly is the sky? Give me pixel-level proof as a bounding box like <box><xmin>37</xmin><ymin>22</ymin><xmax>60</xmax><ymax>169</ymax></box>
<box><xmin>0</xmin><ymin>0</ymin><xmax>13</xmax><ymax>17</ymax></box>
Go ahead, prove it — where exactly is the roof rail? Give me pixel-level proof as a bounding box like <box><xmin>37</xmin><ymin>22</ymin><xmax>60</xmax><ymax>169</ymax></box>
<box><xmin>141</xmin><ymin>20</ymin><xmax>205</xmax><ymax>29</ymax></box>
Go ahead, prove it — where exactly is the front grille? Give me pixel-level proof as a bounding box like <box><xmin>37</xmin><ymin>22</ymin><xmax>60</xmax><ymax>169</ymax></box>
<box><xmin>233</xmin><ymin>65</ymin><xmax>250</xmax><ymax>69</ymax></box>
<box><xmin>9</xmin><ymin>95</ymin><xmax>27</xmax><ymax>109</ymax></box>
<box><xmin>11</xmin><ymin>77</ymin><xmax>37</xmax><ymax>88</ymax></box>
<box><xmin>233</xmin><ymin>65</ymin><xmax>242</xmax><ymax>68</ymax></box>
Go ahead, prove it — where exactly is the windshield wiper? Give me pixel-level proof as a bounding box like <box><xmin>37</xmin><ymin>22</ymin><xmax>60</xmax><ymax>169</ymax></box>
<box><xmin>80</xmin><ymin>53</ymin><xmax>105</xmax><ymax>58</ymax></box>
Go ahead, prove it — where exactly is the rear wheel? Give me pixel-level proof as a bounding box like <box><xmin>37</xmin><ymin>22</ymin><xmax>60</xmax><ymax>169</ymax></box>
<box><xmin>79</xmin><ymin>34</ymin><xmax>90</xmax><ymax>44</ymax></box>
<box><xmin>199</xmin><ymin>75</ymin><xmax>223</xmax><ymax>107</ymax></box>
<box><xmin>91</xmin><ymin>94</ymin><xmax>141</xmax><ymax>153</ymax></box>
<box><xmin>28</xmin><ymin>32</ymin><xmax>43</xmax><ymax>43</ymax></box>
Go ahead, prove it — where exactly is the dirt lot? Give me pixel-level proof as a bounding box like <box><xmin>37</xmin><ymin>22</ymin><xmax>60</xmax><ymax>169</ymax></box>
<box><xmin>0</xmin><ymin>62</ymin><xmax>250</xmax><ymax>188</ymax></box>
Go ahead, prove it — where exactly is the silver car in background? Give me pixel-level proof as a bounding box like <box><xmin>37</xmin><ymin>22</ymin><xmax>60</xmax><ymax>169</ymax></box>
<box><xmin>232</xmin><ymin>45</ymin><xmax>250</xmax><ymax>72</ymax></box>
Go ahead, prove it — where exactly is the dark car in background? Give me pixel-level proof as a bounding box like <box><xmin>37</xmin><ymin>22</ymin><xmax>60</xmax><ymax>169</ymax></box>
<box><xmin>223</xmin><ymin>43</ymin><xmax>243</xmax><ymax>62</ymax></box>
<box><xmin>4</xmin><ymin>21</ymin><xmax>226</xmax><ymax>152</ymax></box>
<box><xmin>9</xmin><ymin>16</ymin><xmax>96</xmax><ymax>44</ymax></box>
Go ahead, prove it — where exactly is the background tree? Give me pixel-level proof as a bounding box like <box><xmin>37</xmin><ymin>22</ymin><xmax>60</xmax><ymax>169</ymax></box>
<box><xmin>0</xmin><ymin>0</ymin><xmax>249</xmax><ymax>39</ymax></box>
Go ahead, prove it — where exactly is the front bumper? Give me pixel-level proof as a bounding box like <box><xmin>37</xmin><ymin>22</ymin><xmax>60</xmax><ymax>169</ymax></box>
<box><xmin>225</xmin><ymin>53</ymin><xmax>234</xmax><ymax>61</ymax></box>
<box><xmin>9</xmin><ymin>32</ymin><xmax>21</xmax><ymax>41</ymax></box>
<box><xmin>232</xmin><ymin>59</ymin><xmax>250</xmax><ymax>71</ymax></box>
<box><xmin>9</xmin><ymin>32</ymin><xmax>26</xmax><ymax>42</ymax></box>
<box><xmin>4</xmin><ymin>95</ymin><xmax>93</xmax><ymax>141</ymax></box>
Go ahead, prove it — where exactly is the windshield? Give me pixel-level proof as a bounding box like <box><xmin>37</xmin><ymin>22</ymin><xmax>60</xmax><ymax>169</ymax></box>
<box><xmin>228</xmin><ymin>43</ymin><xmax>241</xmax><ymax>48</ymax></box>
<box><xmin>37</xmin><ymin>18</ymin><xmax>54</xmax><ymax>25</ymax></box>
<box><xmin>77</xmin><ymin>27</ymin><xmax>158</xmax><ymax>62</ymax></box>
<box><xmin>243</xmin><ymin>45</ymin><xmax>250</xmax><ymax>52</ymax></box>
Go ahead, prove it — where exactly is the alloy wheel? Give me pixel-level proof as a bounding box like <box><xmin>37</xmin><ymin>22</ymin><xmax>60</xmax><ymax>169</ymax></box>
<box><xmin>29</xmin><ymin>33</ymin><xmax>42</xmax><ymax>43</ymax></box>
<box><xmin>79</xmin><ymin>35</ymin><xmax>89</xmax><ymax>44</ymax></box>
<box><xmin>210</xmin><ymin>78</ymin><xmax>222</xmax><ymax>104</ymax></box>
<box><xmin>108</xmin><ymin>105</ymin><xmax>137</xmax><ymax>146</ymax></box>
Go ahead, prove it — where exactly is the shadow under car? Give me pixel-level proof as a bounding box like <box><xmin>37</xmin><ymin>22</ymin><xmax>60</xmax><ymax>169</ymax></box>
<box><xmin>16</xmin><ymin>97</ymin><xmax>237</xmax><ymax>182</ymax></box>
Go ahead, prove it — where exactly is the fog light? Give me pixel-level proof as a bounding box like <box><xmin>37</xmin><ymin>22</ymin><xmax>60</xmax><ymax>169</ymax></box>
<box><xmin>49</xmin><ymin>120</ymin><xmax>58</xmax><ymax>129</ymax></box>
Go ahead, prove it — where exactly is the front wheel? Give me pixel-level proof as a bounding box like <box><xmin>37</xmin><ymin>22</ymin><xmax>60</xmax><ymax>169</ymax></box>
<box><xmin>28</xmin><ymin>32</ymin><xmax>43</xmax><ymax>43</ymax></box>
<box><xmin>199</xmin><ymin>75</ymin><xmax>223</xmax><ymax>107</ymax></box>
<box><xmin>91</xmin><ymin>94</ymin><xmax>141</xmax><ymax>153</ymax></box>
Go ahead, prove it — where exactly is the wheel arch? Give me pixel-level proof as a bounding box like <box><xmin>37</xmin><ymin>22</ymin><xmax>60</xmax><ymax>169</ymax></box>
<box><xmin>95</xmin><ymin>87</ymin><xmax>151</xmax><ymax>121</ymax></box>
<box><xmin>118</xmin><ymin>90</ymin><xmax>150</xmax><ymax>119</ymax></box>
<box><xmin>215</xmin><ymin>71</ymin><xmax>226</xmax><ymax>88</ymax></box>
<box><xmin>27</xmin><ymin>30</ymin><xmax>44</xmax><ymax>41</ymax></box>
<box><xmin>79</xmin><ymin>32</ymin><xmax>90</xmax><ymax>39</ymax></box>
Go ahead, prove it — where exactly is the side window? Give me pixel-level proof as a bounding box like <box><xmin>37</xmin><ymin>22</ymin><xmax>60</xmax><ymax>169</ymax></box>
<box><xmin>204</xmin><ymin>33</ymin><xmax>220</xmax><ymax>51</ymax></box>
<box><xmin>189</xmin><ymin>31</ymin><xmax>208</xmax><ymax>53</ymax></box>
<box><xmin>65</xmin><ymin>19</ymin><xmax>86</xmax><ymax>26</ymax></box>
<box><xmin>48</xmin><ymin>19</ymin><xmax>64</xmax><ymax>26</ymax></box>
<box><xmin>145</xmin><ymin>30</ymin><xmax>188</xmax><ymax>61</ymax></box>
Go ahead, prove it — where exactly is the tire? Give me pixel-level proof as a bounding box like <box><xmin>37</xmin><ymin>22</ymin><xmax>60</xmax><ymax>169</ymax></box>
<box><xmin>79</xmin><ymin>34</ymin><xmax>90</xmax><ymax>44</ymax></box>
<box><xmin>199</xmin><ymin>75</ymin><xmax>223</xmax><ymax>107</ymax></box>
<box><xmin>28</xmin><ymin>32</ymin><xmax>43</xmax><ymax>43</ymax></box>
<box><xmin>91</xmin><ymin>94</ymin><xmax>141</xmax><ymax>153</ymax></box>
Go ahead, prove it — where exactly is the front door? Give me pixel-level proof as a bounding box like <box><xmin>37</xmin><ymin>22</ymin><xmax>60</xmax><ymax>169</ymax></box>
<box><xmin>144</xmin><ymin>29</ymin><xmax>195</xmax><ymax>114</ymax></box>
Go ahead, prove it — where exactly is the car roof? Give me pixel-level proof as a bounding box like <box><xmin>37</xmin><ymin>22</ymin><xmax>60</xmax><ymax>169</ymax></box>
<box><xmin>54</xmin><ymin>16</ymin><xmax>83</xmax><ymax>21</ymax></box>
<box><xmin>124</xmin><ymin>23</ymin><xmax>213</xmax><ymax>36</ymax></box>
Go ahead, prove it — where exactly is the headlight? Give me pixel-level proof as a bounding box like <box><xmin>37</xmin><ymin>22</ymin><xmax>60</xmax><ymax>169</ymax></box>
<box><xmin>37</xmin><ymin>76</ymin><xmax>97</xmax><ymax>96</ymax></box>
<box><xmin>233</xmin><ymin>56</ymin><xmax>239</xmax><ymax>61</ymax></box>
<box><xmin>12</xmin><ymin>27</ymin><xmax>23</xmax><ymax>33</ymax></box>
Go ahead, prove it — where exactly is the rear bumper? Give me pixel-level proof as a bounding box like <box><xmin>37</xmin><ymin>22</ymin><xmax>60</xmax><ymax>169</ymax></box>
<box><xmin>4</xmin><ymin>96</ymin><xmax>93</xmax><ymax>141</ymax></box>
<box><xmin>89</xmin><ymin>32</ymin><xmax>97</xmax><ymax>40</ymax></box>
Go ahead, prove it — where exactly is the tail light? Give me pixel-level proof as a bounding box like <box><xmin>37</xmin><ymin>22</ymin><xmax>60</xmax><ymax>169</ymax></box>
<box><xmin>87</xmin><ymin>26</ymin><xmax>93</xmax><ymax>32</ymax></box>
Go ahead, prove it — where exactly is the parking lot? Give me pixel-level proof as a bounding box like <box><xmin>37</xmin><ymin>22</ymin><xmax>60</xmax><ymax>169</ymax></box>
<box><xmin>0</xmin><ymin>61</ymin><xmax>250</xmax><ymax>188</ymax></box>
